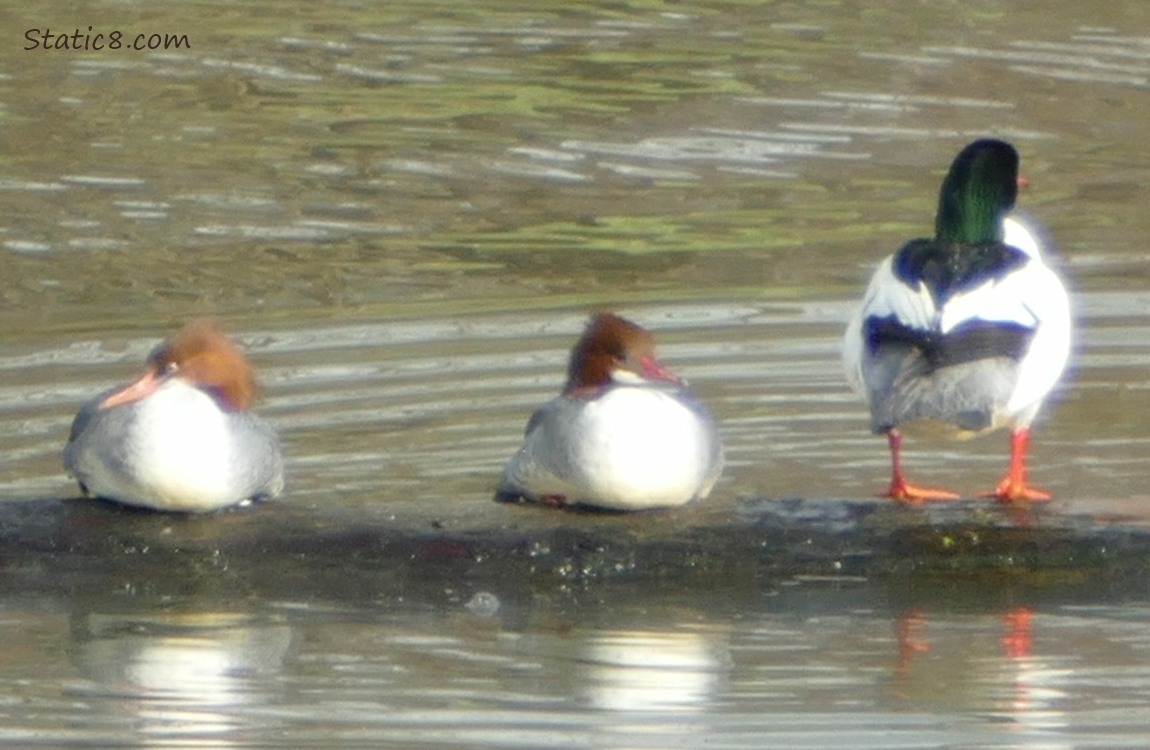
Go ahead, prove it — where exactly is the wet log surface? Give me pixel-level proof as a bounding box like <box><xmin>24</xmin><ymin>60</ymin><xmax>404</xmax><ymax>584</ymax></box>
<box><xmin>2</xmin><ymin>495</ymin><xmax>1148</xmax><ymax>615</ymax></box>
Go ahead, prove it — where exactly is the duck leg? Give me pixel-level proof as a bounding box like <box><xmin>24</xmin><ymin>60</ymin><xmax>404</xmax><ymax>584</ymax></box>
<box><xmin>882</xmin><ymin>430</ymin><xmax>960</xmax><ymax>503</ymax></box>
<box><xmin>984</xmin><ymin>428</ymin><xmax>1051</xmax><ymax>502</ymax></box>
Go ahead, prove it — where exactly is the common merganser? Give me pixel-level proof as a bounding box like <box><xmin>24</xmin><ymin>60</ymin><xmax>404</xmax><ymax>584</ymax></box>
<box><xmin>497</xmin><ymin>313</ymin><xmax>723</xmax><ymax>511</ymax></box>
<box><xmin>842</xmin><ymin>139</ymin><xmax>1071</xmax><ymax>503</ymax></box>
<box><xmin>64</xmin><ymin>320</ymin><xmax>284</xmax><ymax>512</ymax></box>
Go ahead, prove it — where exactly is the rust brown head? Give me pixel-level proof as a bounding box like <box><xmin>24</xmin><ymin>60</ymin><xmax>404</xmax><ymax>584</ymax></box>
<box><xmin>563</xmin><ymin>313</ymin><xmax>681</xmax><ymax>394</ymax></box>
<box><xmin>100</xmin><ymin>320</ymin><xmax>260</xmax><ymax>412</ymax></box>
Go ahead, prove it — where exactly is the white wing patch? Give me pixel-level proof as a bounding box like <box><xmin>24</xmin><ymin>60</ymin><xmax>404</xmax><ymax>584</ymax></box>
<box><xmin>843</xmin><ymin>254</ymin><xmax>937</xmax><ymax>396</ymax></box>
<box><xmin>844</xmin><ymin>230</ymin><xmax>1072</xmax><ymax>427</ymax></box>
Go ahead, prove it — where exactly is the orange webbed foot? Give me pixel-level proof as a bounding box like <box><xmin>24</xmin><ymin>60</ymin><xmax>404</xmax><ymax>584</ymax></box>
<box><xmin>984</xmin><ymin>429</ymin><xmax>1051</xmax><ymax>502</ymax></box>
<box><xmin>980</xmin><ymin>477</ymin><xmax>1051</xmax><ymax>503</ymax></box>
<box><xmin>881</xmin><ymin>430</ymin><xmax>960</xmax><ymax>504</ymax></box>
<box><xmin>881</xmin><ymin>480</ymin><xmax>961</xmax><ymax>505</ymax></box>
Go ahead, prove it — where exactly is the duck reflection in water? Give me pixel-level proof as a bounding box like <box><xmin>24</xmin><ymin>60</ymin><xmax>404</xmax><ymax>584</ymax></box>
<box><xmin>71</xmin><ymin>610</ymin><xmax>294</xmax><ymax>743</ymax></box>
<box><xmin>891</xmin><ymin>606</ymin><xmax>1070</xmax><ymax>745</ymax></box>
<box><xmin>575</xmin><ymin>628</ymin><xmax>729</xmax><ymax>712</ymax></box>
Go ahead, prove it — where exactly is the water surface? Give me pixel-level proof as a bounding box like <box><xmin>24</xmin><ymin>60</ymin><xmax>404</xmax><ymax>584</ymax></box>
<box><xmin>2</xmin><ymin>0</ymin><xmax>1150</xmax><ymax>746</ymax></box>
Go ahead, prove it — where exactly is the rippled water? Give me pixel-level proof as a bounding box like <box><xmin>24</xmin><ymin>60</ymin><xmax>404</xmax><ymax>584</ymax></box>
<box><xmin>5</xmin><ymin>592</ymin><xmax>1150</xmax><ymax>748</ymax></box>
<box><xmin>2</xmin><ymin>0</ymin><xmax>1150</xmax><ymax>746</ymax></box>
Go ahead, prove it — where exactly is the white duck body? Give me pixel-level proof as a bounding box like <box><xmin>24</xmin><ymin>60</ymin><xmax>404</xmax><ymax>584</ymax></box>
<box><xmin>63</xmin><ymin>321</ymin><xmax>284</xmax><ymax>513</ymax></box>
<box><xmin>498</xmin><ymin>381</ymin><xmax>723</xmax><ymax>511</ymax></box>
<box><xmin>843</xmin><ymin>211</ymin><xmax>1070</xmax><ymax>439</ymax></box>
<box><xmin>497</xmin><ymin>312</ymin><xmax>723</xmax><ymax>511</ymax></box>
<box><xmin>65</xmin><ymin>380</ymin><xmax>284</xmax><ymax>512</ymax></box>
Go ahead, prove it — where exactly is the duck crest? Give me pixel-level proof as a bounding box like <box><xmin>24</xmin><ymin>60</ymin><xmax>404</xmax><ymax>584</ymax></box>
<box><xmin>564</xmin><ymin>313</ymin><xmax>657</xmax><ymax>394</ymax></box>
<box><xmin>153</xmin><ymin>320</ymin><xmax>259</xmax><ymax>412</ymax></box>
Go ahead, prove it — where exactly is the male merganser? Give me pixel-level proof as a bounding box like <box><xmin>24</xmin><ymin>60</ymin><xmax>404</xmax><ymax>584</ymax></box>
<box><xmin>842</xmin><ymin>139</ymin><xmax>1071</xmax><ymax>503</ymax></box>
<box><xmin>64</xmin><ymin>320</ymin><xmax>285</xmax><ymax>512</ymax></box>
<box><xmin>497</xmin><ymin>313</ymin><xmax>723</xmax><ymax>511</ymax></box>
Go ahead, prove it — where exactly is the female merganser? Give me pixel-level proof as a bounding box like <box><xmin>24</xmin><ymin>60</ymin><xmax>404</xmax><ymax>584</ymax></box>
<box><xmin>842</xmin><ymin>139</ymin><xmax>1071</xmax><ymax>503</ymax></box>
<box><xmin>64</xmin><ymin>320</ymin><xmax>285</xmax><ymax>512</ymax></box>
<box><xmin>497</xmin><ymin>313</ymin><xmax>723</xmax><ymax>511</ymax></box>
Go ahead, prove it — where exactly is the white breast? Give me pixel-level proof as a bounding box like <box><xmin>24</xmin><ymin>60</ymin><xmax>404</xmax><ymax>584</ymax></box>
<box><xmin>565</xmin><ymin>387</ymin><xmax>718</xmax><ymax>509</ymax></box>
<box><xmin>127</xmin><ymin>380</ymin><xmax>238</xmax><ymax>509</ymax></box>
